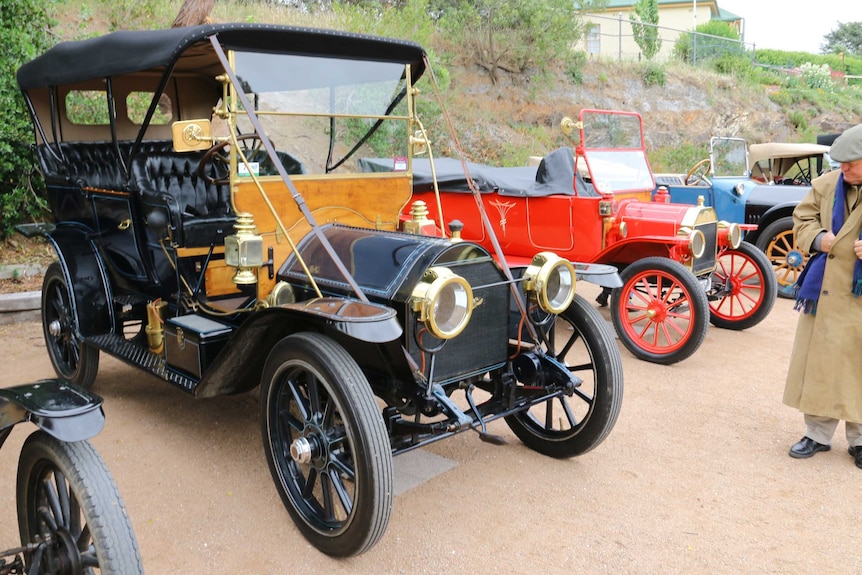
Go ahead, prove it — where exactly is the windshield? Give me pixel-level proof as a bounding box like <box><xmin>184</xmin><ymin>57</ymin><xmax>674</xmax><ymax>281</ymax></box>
<box><xmin>710</xmin><ymin>137</ymin><xmax>749</xmax><ymax>177</ymax></box>
<box><xmin>232</xmin><ymin>51</ymin><xmax>411</xmax><ymax>175</ymax></box>
<box><xmin>579</xmin><ymin>110</ymin><xmax>655</xmax><ymax>194</ymax></box>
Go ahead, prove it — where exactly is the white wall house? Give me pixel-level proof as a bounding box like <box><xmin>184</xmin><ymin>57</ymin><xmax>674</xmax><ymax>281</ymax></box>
<box><xmin>580</xmin><ymin>1</ymin><xmax>743</xmax><ymax>62</ymax></box>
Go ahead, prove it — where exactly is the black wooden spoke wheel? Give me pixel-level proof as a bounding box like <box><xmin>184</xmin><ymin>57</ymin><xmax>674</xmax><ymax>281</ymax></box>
<box><xmin>260</xmin><ymin>333</ymin><xmax>392</xmax><ymax>557</ymax></box>
<box><xmin>16</xmin><ymin>432</ymin><xmax>144</xmax><ymax>575</ymax></box>
<box><xmin>41</xmin><ymin>263</ymin><xmax>99</xmax><ymax>389</ymax></box>
<box><xmin>505</xmin><ymin>294</ymin><xmax>624</xmax><ymax>458</ymax></box>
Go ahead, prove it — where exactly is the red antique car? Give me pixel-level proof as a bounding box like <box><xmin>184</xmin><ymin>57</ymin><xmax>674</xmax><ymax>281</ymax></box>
<box><xmin>381</xmin><ymin>109</ymin><xmax>776</xmax><ymax>364</ymax></box>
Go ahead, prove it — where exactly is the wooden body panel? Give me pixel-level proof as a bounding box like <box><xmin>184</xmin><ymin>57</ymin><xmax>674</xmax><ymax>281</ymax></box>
<box><xmin>230</xmin><ymin>174</ymin><xmax>412</xmax><ymax>296</ymax></box>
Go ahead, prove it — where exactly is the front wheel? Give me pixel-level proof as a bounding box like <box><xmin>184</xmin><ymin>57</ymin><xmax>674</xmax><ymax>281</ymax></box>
<box><xmin>754</xmin><ymin>216</ymin><xmax>806</xmax><ymax>299</ymax></box>
<box><xmin>16</xmin><ymin>431</ymin><xmax>144</xmax><ymax>575</ymax></box>
<box><xmin>708</xmin><ymin>241</ymin><xmax>777</xmax><ymax>330</ymax></box>
<box><xmin>505</xmin><ymin>294</ymin><xmax>624</xmax><ymax>458</ymax></box>
<box><xmin>611</xmin><ymin>257</ymin><xmax>709</xmax><ymax>365</ymax></box>
<box><xmin>260</xmin><ymin>333</ymin><xmax>392</xmax><ymax>557</ymax></box>
<box><xmin>42</xmin><ymin>263</ymin><xmax>99</xmax><ymax>389</ymax></box>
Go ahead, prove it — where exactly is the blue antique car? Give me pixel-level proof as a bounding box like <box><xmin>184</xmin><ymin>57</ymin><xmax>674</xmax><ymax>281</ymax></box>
<box><xmin>654</xmin><ymin>137</ymin><xmax>831</xmax><ymax>298</ymax></box>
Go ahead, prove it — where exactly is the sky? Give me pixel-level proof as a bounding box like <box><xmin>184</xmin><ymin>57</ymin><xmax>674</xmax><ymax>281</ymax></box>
<box><xmin>716</xmin><ymin>0</ymin><xmax>862</xmax><ymax>54</ymax></box>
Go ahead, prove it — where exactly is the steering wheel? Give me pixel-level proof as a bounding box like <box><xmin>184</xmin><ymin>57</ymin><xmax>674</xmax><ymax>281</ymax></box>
<box><xmin>198</xmin><ymin>134</ymin><xmax>265</xmax><ymax>185</ymax></box>
<box><xmin>684</xmin><ymin>158</ymin><xmax>712</xmax><ymax>186</ymax></box>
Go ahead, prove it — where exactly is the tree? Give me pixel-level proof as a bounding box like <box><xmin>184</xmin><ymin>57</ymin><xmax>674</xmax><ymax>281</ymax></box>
<box><xmin>436</xmin><ymin>0</ymin><xmax>583</xmax><ymax>84</ymax></box>
<box><xmin>172</xmin><ymin>0</ymin><xmax>215</xmax><ymax>27</ymax></box>
<box><xmin>0</xmin><ymin>0</ymin><xmax>53</xmax><ymax>238</ymax></box>
<box><xmin>821</xmin><ymin>21</ymin><xmax>862</xmax><ymax>56</ymax></box>
<box><xmin>629</xmin><ymin>0</ymin><xmax>661</xmax><ymax>60</ymax></box>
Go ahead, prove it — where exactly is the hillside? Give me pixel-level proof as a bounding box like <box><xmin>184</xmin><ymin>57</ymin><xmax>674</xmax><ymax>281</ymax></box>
<box><xmin>434</xmin><ymin>59</ymin><xmax>860</xmax><ymax>170</ymax></box>
<box><xmin>39</xmin><ymin>1</ymin><xmax>862</xmax><ymax>170</ymax></box>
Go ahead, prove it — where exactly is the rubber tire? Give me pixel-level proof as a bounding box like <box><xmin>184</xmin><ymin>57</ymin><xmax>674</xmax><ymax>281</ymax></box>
<box><xmin>505</xmin><ymin>294</ymin><xmax>624</xmax><ymax>458</ymax></box>
<box><xmin>754</xmin><ymin>216</ymin><xmax>803</xmax><ymax>300</ymax></box>
<box><xmin>16</xmin><ymin>431</ymin><xmax>144</xmax><ymax>575</ymax></box>
<box><xmin>260</xmin><ymin>333</ymin><xmax>392</xmax><ymax>557</ymax></box>
<box><xmin>41</xmin><ymin>263</ymin><xmax>99</xmax><ymax>389</ymax></box>
<box><xmin>708</xmin><ymin>241</ymin><xmax>777</xmax><ymax>330</ymax></box>
<box><xmin>611</xmin><ymin>257</ymin><xmax>709</xmax><ymax>365</ymax></box>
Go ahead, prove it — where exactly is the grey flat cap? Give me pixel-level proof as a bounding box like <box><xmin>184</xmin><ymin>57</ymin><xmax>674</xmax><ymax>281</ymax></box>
<box><xmin>829</xmin><ymin>123</ymin><xmax>862</xmax><ymax>163</ymax></box>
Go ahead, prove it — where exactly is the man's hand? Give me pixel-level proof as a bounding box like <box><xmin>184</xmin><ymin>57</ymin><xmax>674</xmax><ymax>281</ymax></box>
<box><xmin>820</xmin><ymin>231</ymin><xmax>837</xmax><ymax>252</ymax></box>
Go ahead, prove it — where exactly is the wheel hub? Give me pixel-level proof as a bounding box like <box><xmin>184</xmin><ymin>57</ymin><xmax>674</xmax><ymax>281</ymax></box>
<box><xmin>290</xmin><ymin>437</ymin><xmax>313</xmax><ymax>464</ymax></box>
<box><xmin>290</xmin><ymin>425</ymin><xmax>328</xmax><ymax>467</ymax></box>
<box><xmin>38</xmin><ymin>527</ymin><xmax>83</xmax><ymax>574</ymax></box>
<box><xmin>48</xmin><ymin>319</ymin><xmax>63</xmax><ymax>337</ymax></box>
<box><xmin>786</xmin><ymin>250</ymin><xmax>804</xmax><ymax>268</ymax></box>
<box><xmin>646</xmin><ymin>303</ymin><xmax>666</xmax><ymax>322</ymax></box>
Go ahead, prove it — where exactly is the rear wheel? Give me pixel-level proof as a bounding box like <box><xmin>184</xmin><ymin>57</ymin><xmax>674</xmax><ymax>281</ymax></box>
<box><xmin>260</xmin><ymin>333</ymin><xmax>392</xmax><ymax>557</ymax></box>
<box><xmin>17</xmin><ymin>431</ymin><xmax>144</xmax><ymax>575</ymax></box>
<box><xmin>41</xmin><ymin>263</ymin><xmax>99</xmax><ymax>389</ymax></box>
<box><xmin>611</xmin><ymin>257</ymin><xmax>709</xmax><ymax>365</ymax></box>
<box><xmin>708</xmin><ymin>241</ymin><xmax>777</xmax><ymax>330</ymax></box>
<box><xmin>755</xmin><ymin>216</ymin><xmax>805</xmax><ymax>299</ymax></box>
<box><xmin>505</xmin><ymin>294</ymin><xmax>624</xmax><ymax>458</ymax></box>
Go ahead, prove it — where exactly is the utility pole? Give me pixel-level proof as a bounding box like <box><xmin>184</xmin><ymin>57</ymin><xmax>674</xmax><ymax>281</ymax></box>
<box><xmin>692</xmin><ymin>0</ymin><xmax>697</xmax><ymax>65</ymax></box>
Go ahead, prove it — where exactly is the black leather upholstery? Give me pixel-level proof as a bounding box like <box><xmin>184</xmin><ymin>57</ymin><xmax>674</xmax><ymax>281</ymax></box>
<box><xmin>131</xmin><ymin>150</ymin><xmax>234</xmax><ymax>248</ymax></box>
<box><xmin>36</xmin><ymin>140</ymin><xmax>235</xmax><ymax>247</ymax></box>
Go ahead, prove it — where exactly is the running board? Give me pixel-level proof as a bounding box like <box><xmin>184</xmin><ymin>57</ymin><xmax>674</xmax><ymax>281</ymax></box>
<box><xmin>86</xmin><ymin>333</ymin><xmax>198</xmax><ymax>393</ymax></box>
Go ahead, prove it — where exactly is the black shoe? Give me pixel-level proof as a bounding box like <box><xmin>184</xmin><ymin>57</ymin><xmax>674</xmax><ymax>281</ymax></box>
<box><xmin>850</xmin><ymin>445</ymin><xmax>862</xmax><ymax>468</ymax></box>
<box><xmin>788</xmin><ymin>436</ymin><xmax>831</xmax><ymax>459</ymax></box>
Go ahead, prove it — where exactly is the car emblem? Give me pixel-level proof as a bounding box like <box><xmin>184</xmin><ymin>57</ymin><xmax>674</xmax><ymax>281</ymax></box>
<box><xmin>489</xmin><ymin>199</ymin><xmax>516</xmax><ymax>236</ymax></box>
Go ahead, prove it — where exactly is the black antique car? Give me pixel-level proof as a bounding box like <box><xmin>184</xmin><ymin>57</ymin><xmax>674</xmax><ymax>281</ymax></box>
<box><xmin>0</xmin><ymin>379</ymin><xmax>143</xmax><ymax>574</ymax></box>
<box><xmin>16</xmin><ymin>24</ymin><xmax>624</xmax><ymax>556</ymax></box>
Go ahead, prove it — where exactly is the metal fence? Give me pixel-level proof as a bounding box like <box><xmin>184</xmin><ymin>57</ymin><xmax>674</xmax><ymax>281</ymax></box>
<box><xmin>582</xmin><ymin>12</ymin><xmax>755</xmax><ymax>65</ymax></box>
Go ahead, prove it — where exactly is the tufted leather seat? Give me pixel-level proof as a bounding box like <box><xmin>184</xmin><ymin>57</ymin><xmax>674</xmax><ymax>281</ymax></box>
<box><xmin>132</xmin><ymin>151</ymin><xmax>235</xmax><ymax>248</ymax></box>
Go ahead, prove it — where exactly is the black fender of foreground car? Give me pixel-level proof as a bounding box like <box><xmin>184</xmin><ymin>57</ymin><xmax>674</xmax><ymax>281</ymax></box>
<box><xmin>190</xmin><ymin>300</ymin><xmax>406</xmax><ymax>398</ymax></box>
<box><xmin>0</xmin><ymin>379</ymin><xmax>105</xmax><ymax>446</ymax></box>
<box><xmin>17</xmin><ymin>222</ymin><xmax>114</xmax><ymax>338</ymax></box>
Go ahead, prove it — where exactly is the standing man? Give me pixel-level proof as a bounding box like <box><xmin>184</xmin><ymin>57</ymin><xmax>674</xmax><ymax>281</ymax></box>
<box><xmin>785</xmin><ymin>123</ymin><xmax>862</xmax><ymax>468</ymax></box>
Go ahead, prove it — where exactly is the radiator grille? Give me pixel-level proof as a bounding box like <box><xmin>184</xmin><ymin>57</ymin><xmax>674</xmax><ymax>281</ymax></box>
<box><xmin>692</xmin><ymin>221</ymin><xmax>717</xmax><ymax>275</ymax></box>
<box><xmin>405</xmin><ymin>258</ymin><xmax>509</xmax><ymax>385</ymax></box>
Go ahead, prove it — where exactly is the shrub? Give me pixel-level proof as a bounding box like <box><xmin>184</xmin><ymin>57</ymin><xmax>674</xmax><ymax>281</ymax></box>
<box><xmin>642</xmin><ymin>62</ymin><xmax>665</xmax><ymax>87</ymax></box>
<box><xmin>0</xmin><ymin>0</ymin><xmax>53</xmax><ymax>239</ymax></box>
<box><xmin>798</xmin><ymin>62</ymin><xmax>834</xmax><ymax>91</ymax></box>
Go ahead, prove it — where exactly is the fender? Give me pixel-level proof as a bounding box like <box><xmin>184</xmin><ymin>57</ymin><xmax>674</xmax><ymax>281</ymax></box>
<box><xmin>193</xmin><ymin>298</ymin><xmax>407</xmax><ymax>397</ymax></box>
<box><xmin>18</xmin><ymin>222</ymin><xmax>114</xmax><ymax>338</ymax></box>
<box><xmin>0</xmin><ymin>379</ymin><xmax>104</xmax><ymax>446</ymax></box>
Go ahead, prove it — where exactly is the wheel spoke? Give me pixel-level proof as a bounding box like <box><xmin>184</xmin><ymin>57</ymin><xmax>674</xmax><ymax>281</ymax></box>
<box><xmin>287</xmin><ymin>378</ymin><xmax>311</xmax><ymax>423</ymax></box>
<box><xmin>326</xmin><ymin>468</ymin><xmax>353</xmax><ymax>517</ymax></box>
<box><xmin>543</xmin><ymin>398</ymin><xmax>554</xmax><ymax>430</ymax></box>
<box><xmin>41</xmin><ymin>476</ymin><xmax>65</xmax><ymax>528</ymax></box>
<box><xmin>319</xmin><ymin>472</ymin><xmax>337</xmax><ymax>521</ymax></box>
<box><xmin>300</xmin><ymin>466</ymin><xmax>319</xmax><ymax>499</ymax></box>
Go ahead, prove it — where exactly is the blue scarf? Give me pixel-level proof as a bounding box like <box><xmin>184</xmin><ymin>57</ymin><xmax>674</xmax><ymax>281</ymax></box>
<box><xmin>794</xmin><ymin>173</ymin><xmax>862</xmax><ymax>314</ymax></box>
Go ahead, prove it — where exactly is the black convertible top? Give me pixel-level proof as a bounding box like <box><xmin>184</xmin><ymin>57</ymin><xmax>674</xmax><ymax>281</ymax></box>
<box><xmin>360</xmin><ymin>147</ymin><xmax>584</xmax><ymax>198</ymax></box>
<box><xmin>17</xmin><ymin>23</ymin><xmax>427</xmax><ymax>90</ymax></box>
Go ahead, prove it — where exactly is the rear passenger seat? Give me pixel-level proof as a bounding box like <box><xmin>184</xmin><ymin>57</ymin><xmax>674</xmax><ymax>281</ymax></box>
<box><xmin>36</xmin><ymin>140</ymin><xmax>234</xmax><ymax>248</ymax></box>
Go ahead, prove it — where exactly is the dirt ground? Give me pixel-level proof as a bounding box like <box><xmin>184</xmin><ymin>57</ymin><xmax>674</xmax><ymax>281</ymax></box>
<box><xmin>1</xmin><ymin>282</ymin><xmax>861</xmax><ymax>574</ymax></box>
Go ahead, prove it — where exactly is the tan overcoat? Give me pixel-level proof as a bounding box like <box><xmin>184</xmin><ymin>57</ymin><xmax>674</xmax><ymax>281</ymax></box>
<box><xmin>784</xmin><ymin>169</ymin><xmax>862</xmax><ymax>421</ymax></box>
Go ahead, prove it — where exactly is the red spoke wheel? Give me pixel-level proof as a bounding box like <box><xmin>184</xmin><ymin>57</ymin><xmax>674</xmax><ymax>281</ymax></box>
<box><xmin>708</xmin><ymin>241</ymin><xmax>777</xmax><ymax>330</ymax></box>
<box><xmin>611</xmin><ymin>257</ymin><xmax>709</xmax><ymax>365</ymax></box>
